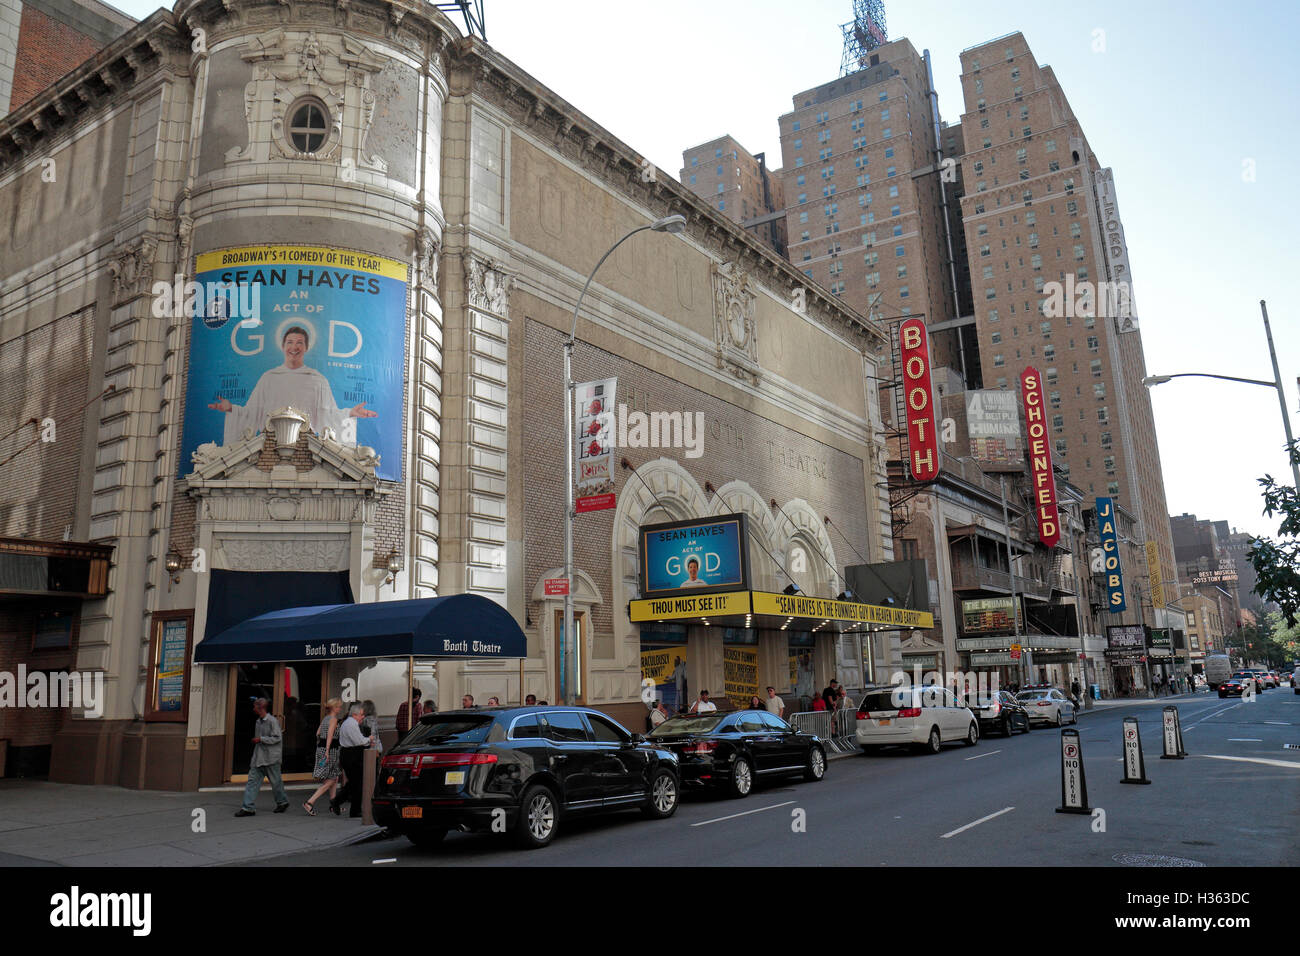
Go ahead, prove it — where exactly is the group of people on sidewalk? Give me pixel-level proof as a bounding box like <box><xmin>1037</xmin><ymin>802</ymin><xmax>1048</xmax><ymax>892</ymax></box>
<box><xmin>237</xmin><ymin>695</ymin><xmax>385</xmax><ymax>819</ymax></box>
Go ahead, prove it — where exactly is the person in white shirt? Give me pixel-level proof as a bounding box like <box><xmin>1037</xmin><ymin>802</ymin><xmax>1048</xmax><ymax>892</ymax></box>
<box><xmin>208</xmin><ymin>326</ymin><xmax>376</xmax><ymax>443</ymax></box>
<box><xmin>765</xmin><ymin>686</ymin><xmax>785</xmax><ymax>718</ymax></box>
<box><xmin>689</xmin><ymin>690</ymin><xmax>717</xmax><ymax>714</ymax></box>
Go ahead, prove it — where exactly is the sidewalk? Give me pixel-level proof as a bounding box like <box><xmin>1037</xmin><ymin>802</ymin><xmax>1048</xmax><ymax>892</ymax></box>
<box><xmin>0</xmin><ymin>779</ymin><xmax>383</xmax><ymax>866</ymax></box>
<box><xmin>1076</xmin><ymin>690</ymin><xmax>1207</xmax><ymax>717</ymax></box>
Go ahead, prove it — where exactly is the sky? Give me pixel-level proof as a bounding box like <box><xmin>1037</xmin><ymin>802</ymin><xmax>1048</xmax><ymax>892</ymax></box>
<box><xmin>107</xmin><ymin>0</ymin><xmax>1300</xmax><ymax>539</ymax></box>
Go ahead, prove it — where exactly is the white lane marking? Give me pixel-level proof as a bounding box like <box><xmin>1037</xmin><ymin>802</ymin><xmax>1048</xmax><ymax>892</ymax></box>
<box><xmin>1201</xmin><ymin>755</ymin><xmax>1300</xmax><ymax>770</ymax></box>
<box><xmin>940</xmin><ymin>806</ymin><xmax>1015</xmax><ymax>839</ymax></box>
<box><xmin>1264</xmin><ymin>721</ymin><xmax>1290</xmax><ymax>725</ymax></box>
<box><xmin>964</xmin><ymin>749</ymin><xmax>1002</xmax><ymax>761</ymax></box>
<box><xmin>1182</xmin><ymin>702</ymin><xmax>1240</xmax><ymax>731</ymax></box>
<box><xmin>372</xmin><ymin>858</ymin><xmax>397</xmax><ymax>864</ymax></box>
<box><xmin>1228</xmin><ymin>738</ymin><xmax>1263</xmax><ymax>742</ymax></box>
<box><xmin>690</xmin><ymin>800</ymin><xmax>796</xmax><ymax>828</ymax></box>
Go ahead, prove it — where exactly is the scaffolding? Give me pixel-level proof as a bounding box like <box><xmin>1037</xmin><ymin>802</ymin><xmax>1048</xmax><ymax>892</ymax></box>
<box><xmin>839</xmin><ymin>0</ymin><xmax>887</xmax><ymax>76</ymax></box>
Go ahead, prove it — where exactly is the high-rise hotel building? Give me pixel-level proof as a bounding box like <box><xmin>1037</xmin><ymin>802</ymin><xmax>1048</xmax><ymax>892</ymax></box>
<box><xmin>954</xmin><ymin>32</ymin><xmax>1176</xmax><ymax>594</ymax></box>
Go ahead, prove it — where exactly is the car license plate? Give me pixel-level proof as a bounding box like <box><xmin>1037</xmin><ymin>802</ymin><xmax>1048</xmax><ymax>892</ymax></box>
<box><xmin>401</xmin><ymin>806</ymin><xmax>422</xmax><ymax>819</ymax></box>
<box><xmin>445</xmin><ymin>770</ymin><xmax>465</xmax><ymax>785</ymax></box>
<box><xmin>877</xmin><ymin>718</ymin><xmax>891</xmax><ymax>726</ymax></box>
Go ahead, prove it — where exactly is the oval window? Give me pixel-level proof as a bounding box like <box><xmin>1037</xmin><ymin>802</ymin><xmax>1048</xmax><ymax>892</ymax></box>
<box><xmin>287</xmin><ymin>100</ymin><xmax>329</xmax><ymax>153</ymax></box>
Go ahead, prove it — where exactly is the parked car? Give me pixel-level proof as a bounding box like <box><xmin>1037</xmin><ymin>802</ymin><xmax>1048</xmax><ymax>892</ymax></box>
<box><xmin>1015</xmin><ymin>687</ymin><xmax>1077</xmax><ymax>726</ymax></box>
<box><xmin>1219</xmin><ymin>672</ymin><xmax>1259</xmax><ymax>698</ymax></box>
<box><xmin>372</xmin><ymin>707</ymin><xmax>680</xmax><ymax>850</ymax></box>
<box><xmin>645</xmin><ymin>709</ymin><xmax>826</xmax><ymax>798</ymax></box>
<box><xmin>974</xmin><ymin>690</ymin><xmax>1032</xmax><ymax>737</ymax></box>
<box><xmin>854</xmin><ymin>684</ymin><xmax>979</xmax><ymax>754</ymax></box>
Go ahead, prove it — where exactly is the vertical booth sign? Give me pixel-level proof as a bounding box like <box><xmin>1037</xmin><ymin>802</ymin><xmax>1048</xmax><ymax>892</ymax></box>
<box><xmin>899</xmin><ymin>319</ymin><xmax>939</xmax><ymax>482</ymax></box>
<box><xmin>1020</xmin><ymin>366</ymin><xmax>1060</xmax><ymax>548</ymax></box>
<box><xmin>1096</xmin><ymin>497</ymin><xmax>1127</xmax><ymax>612</ymax></box>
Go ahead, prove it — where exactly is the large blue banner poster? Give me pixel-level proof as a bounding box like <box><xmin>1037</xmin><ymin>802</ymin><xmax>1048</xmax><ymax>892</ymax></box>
<box><xmin>179</xmin><ymin>246</ymin><xmax>407</xmax><ymax>480</ymax></box>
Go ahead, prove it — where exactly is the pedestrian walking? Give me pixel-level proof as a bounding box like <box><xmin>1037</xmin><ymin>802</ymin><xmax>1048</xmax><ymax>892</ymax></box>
<box><xmin>362</xmin><ymin>699</ymin><xmax>383</xmax><ymax>754</ymax></box>
<box><xmin>395</xmin><ymin>687</ymin><xmax>422</xmax><ymax>741</ymax></box>
<box><xmin>821</xmin><ymin>679</ymin><xmax>840</xmax><ymax>711</ymax></box>
<box><xmin>461</xmin><ymin>694</ymin><xmax>475</xmax><ymax>709</ymax></box>
<box><xmin>337</xmin><ymin>703</ymin><xmax>374</xmax><ymax>818</ymax></box>
<box><xmin>748</xmin><ymin>694</ymin><xmax>766</xmax><ymax>710</ymax></box>
<box><xmin>650</xmin><ymin>699</ymin><xmax>670</xmax><ymax>728</ymax></box>
<box><xmin>304</xmin><ymin>697</ymin><xmax>343</xmax><ymax>816</ymax></box>
<box><xmin>235</xmin><ymin>698</ymin><xmax>289</xmax><ymax>817</ymax></box>
<box><xmin>765</xmin><ymin>686</ymin><xmax>785</xmax><ymax>718</ymax></box>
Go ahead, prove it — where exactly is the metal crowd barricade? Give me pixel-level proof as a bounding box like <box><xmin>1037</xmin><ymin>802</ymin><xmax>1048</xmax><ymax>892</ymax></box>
<box><xmin>789</xmin><ymin>710</ymin><xmax>832</xmax><ymax>741</ymax></box>
<box><xmin>790</xmin><ymin>709</ymin><xmax>860</xmax><ymax>754</ymax></box>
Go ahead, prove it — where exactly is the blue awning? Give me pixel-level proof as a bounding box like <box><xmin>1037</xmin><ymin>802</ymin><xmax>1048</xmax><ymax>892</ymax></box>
<box><xmin>194</xmin><ymin>594</ymin><xmax>526</xmax><ymax>663</ymax></box>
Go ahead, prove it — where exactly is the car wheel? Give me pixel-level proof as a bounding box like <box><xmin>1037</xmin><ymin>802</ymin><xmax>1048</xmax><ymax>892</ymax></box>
<box><xmin>405</xmin><ymin>828</ymin><xmax>447</xmax><ymax>850</ymax></box>
<box><xmin>514</xmin><ymin>784</ymin><xmax>559</xmax><ymax>849</ymax></box>
<box><xmin>642</xmin><ymin>768</ymin><xmax>679</xmax><ymax>819</ymax></box>
<box><xmin>964</xmin><ymin>722</ymin><xmax>979</xmax><ymax>746</ymax></box>
<box><xmin>1021</xmin><ymin>715</ymin><xmax>1032</xmax><ymax>732</ymax></box>
<box><xmin>1054</xmin><ymin>710</ymin><xmax>1063</xmax><ymax>727</ymax></box>
<box><xmin>1002</xmin><ymin>716</ymin><xmax>1014</xmax><ymax>737</ymax></box>
<box><xmin>804</xmin><ymin>745</ymin><xmax>826</xmax><ymax>782</ymax></box>
<box><xmin>728</xmin><ymin>756</ymin><xmax>754</xmax><ymax>798</ymax></box>
<box><xmin>923</xmin><ymin>726</ymin><xmax>942</xmax><ymax>755</ymax></box>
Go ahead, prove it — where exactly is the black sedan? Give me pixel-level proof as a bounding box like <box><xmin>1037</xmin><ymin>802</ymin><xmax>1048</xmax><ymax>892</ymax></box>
<box><xmin>973</xmin><ymin>690</ymin><xmax>1032</xmax><ymax>737</ymax></box>
<box><xmin>646</xmin><ymin>709</ymin><xmax>826</xmax><ymax>798</ymax></box>
<box><xmin>372</xmin><ymin>706</ymin><xmax>680</xmax><ymax>850</ymax></box>
<box><xmin>1218</xmin><ymin>672</ymin><xmax>1258</xmax><ymax>698</ymax></box>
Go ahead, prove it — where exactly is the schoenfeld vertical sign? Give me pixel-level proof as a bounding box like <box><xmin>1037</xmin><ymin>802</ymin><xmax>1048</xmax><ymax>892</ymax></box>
<box><xmin>1020</xmin><ymin>366</ymin><xmax>1060</xmax><ymax>548</ymax></box>
<box><xmin>899</xmin><ymin>318</ymin><xmax>939</xmax><ymax>482</ymax></box>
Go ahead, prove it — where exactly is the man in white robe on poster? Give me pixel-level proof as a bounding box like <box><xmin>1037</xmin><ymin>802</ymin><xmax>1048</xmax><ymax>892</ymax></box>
<box><xmin>208</xmin><ymin>325</ymin><xmax>376</xmax><ymax>443</ymax></box>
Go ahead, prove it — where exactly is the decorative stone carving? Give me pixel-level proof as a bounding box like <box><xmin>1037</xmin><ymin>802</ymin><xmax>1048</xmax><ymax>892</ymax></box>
<box><xmin>109</xmin><ymin>235</ymin><xmax>158</xmax><ymax>304</ymax></box>
<box><xmin>464</xmin><ymin>254</ymin><xmax>512</xmax><ymax>316</ymax></box>
<box><xmin>416</xmin><ymin>227</ymin><xmax>440</xmax><ymax>293</ymax></box>
<box><xmin>226</xmin><ymin>29</ymin><xmax>389</xmax><ymax>173</ymax></box>
<box><xmin>711</xmin><ymin>260</ymin><xmax>759</xmax><ymax>384</ymax></box>
<box><xmin>216</xmin><ymin>536</ymin><xmax>350</xmax><ymax>571</ymax></box>
<box><xmin>266</xmin><ymin>496</ymin><xmax>300</xmax><ymax>520</ymax></box>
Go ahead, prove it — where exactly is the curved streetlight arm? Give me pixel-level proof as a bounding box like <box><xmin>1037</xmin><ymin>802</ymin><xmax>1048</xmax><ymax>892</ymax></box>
<box><xmin>567</xmin><ymin>224</ymin><xmax>654</xmax><ymax>345</ymax></box>
<box><xmin>1144</xmin><ymin>372</ymin><xmax>1277</xmax><ymax>389</ymax></box>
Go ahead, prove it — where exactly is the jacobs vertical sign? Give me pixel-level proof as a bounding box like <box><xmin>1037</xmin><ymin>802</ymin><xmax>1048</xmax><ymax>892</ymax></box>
<box><xmin>899</xmin><ymin>319</ymin><xmax>939</xmax><ymax>482</ymax></box>
<box><xmin>1096</xmin><ymin>496</ymin><xmax>1127</xmax><ymax>612</ymax></box>
<box><xmin>1020</xmin><ymin>366</ymin><xmax>1060</xmax><ymax>548</ymax></box>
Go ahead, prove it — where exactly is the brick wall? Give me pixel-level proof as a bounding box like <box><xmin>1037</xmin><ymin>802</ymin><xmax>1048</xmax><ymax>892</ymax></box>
<box><xmin>0</xmin><ymin>307</ymin><xmax>93</xmax><ymax>540</ymax></box>
<box><xmin>9</xmin><ymin>3</ymin><xmax>101</xmax><ymax>111</ymax></box>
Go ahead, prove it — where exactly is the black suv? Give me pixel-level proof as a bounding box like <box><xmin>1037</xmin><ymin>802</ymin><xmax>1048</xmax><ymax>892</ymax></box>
<box><xmin>373</xmin><ymin>706</ymin><xmax>680</xmax><ymax>849</ymax></box>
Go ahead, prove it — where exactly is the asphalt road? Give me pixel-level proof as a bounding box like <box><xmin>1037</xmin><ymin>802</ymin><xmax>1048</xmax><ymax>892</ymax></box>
<box><xmin>251</xmin><ymin>691</ymin><xmax>1300</xmax><ymax>867</ymax></box>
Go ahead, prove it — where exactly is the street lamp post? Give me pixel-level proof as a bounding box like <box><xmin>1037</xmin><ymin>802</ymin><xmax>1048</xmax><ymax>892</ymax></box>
<box><xmin>1144</xmin><ymin>300</ymin><xmax>1299</xmax><ymax>491</ymax></box>
<box><xmin>562</xmin><ymin>214</ymin><xmax>685</xmax><ymax>704</ymax></box>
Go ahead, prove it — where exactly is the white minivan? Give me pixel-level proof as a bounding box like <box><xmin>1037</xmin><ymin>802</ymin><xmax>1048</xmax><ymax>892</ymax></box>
<box><xmin>855</xmin><ymin>684</ymin><xmax>979</xmax><ymax>754</ymax></box>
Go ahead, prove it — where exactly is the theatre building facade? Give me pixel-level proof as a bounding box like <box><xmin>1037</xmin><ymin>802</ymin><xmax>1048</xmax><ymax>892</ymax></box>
<box><xmin>0</xmin><ymin>0</ymin><xmax>905</xmax><ymax>789</ymax></box>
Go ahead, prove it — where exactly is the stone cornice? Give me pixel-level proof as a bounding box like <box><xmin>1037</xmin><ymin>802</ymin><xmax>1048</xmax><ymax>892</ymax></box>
<box><xmin>453</xmin><ymin>36</ymin><xmax>890</xmax><ymax>355</ymax></box>
<box><xmin>0</xmin><ymin>11</ymin><xmax>184</xmax><ymax>173</ymax></box>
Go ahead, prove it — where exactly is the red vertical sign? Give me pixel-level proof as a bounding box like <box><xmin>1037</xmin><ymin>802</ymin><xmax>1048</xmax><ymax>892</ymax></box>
<box><xmin>899</xmin><ymin>319</ymin><xmax>939</xmax><ymax>482</ymax></box>
<box><xmin>1020</xmin><ymin>366</ymin><xmax>1060</xmax><ymax>548</ymax></box>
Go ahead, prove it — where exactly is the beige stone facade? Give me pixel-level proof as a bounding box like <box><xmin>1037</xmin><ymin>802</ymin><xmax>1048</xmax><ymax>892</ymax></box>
<box><xmin>0</xmin><ymin>0</ymin><xmax>896</xmax><ymax>787</ymax></box>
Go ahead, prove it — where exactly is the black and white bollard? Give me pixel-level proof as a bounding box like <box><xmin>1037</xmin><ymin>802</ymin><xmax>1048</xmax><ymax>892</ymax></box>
<box><xmin>1120</xmin><ymin>716</ymin><xmax>1151</xmax><ymax>784</ymax></box>
<box><xmin>1056</xmin><ymin>728</ymin><xmax>1091</xmax><ymax>814</ymax></box>
<box><xmin>1160</xmin><ymin>705</ymin><xmax>1187</xmax><ymax>759</ymax></box>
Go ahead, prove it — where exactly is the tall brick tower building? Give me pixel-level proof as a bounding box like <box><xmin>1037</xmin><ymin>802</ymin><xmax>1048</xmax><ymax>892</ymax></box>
<box><xmin>954</xmin><ymin>32</ymin><xmax>1177</xmax><ymax>598</ymax></box>
<box><xmin>0</xmin><ymin>0</ymin><xmax>133</xmax><ymax>118</ymax></box>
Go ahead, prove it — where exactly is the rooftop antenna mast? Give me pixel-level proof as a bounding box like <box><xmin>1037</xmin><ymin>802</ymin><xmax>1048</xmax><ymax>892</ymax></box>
<box><xmin>434</xmin><ymin>0</ymin><xmax>487</xmax><ymax>40</ymax></box>
<box><xmin>839</xmin><ymin>0</ymin><xmax>887</xmax><ymax>76</ymax></box>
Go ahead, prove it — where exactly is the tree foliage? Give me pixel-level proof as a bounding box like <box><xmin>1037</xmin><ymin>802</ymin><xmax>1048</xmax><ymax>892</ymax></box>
<box><xmin>1248</xmin><ymin>440</ymin><xmax>1300</xmax><ymax>626</ymax></box>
